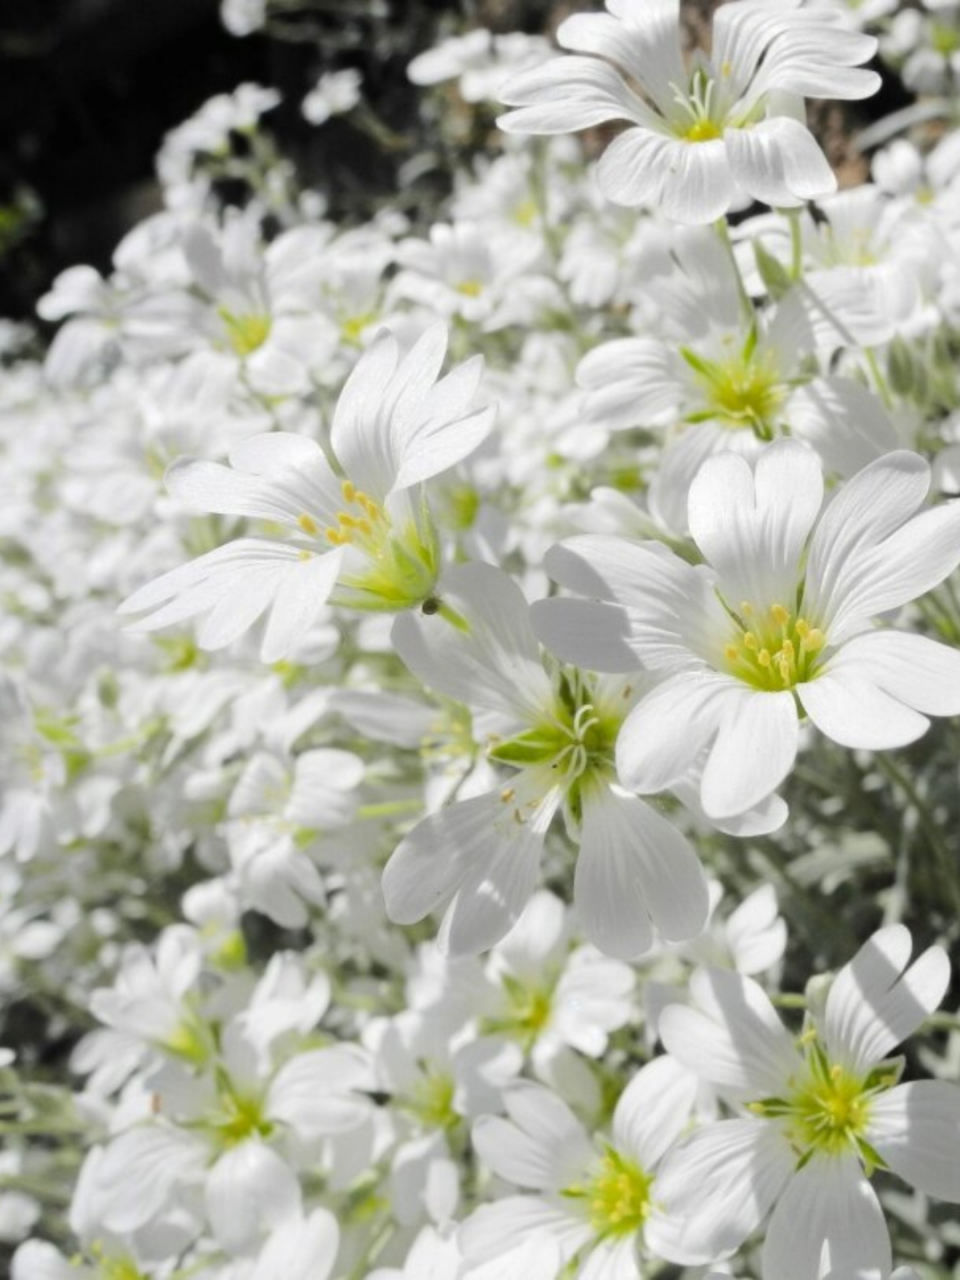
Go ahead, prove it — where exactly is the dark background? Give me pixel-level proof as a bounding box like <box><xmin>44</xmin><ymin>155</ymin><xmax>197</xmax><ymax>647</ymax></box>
<box><xmin>0</xmin><ymin>0</ymin><xmax>907</xmax><ymax>322</ymax></box>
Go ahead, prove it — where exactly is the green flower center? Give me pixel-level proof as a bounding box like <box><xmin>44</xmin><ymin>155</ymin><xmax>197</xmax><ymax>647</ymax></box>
<box><xmin>682</xmin><ymin>341</ymin><xmax>787</xmax><ymax>437</ymax></box>
<box><xmin>931</xmin><ymin>22</ymin><xmax>960</xmax><ymax>57</ymax></box>
<box><xmin>722</xmin><ymin>600</ymin><xmax>826</xmax><ymax>692</ymax></box>
<box><xmin>482</xmin><ymin>972</ymin><xmax>554</xmax><ymax>1047</ymax></box>
<box><xmin>296</xmin><ymin>480</ymin><xmax>440</xmax><ymax>613</ymax></box>
<box><xmin>748</xmin><ymin>1037</ymin><xmax>899</xmax><ymax>1165</ymax></box>
<box><xmin>564</xmin><ymin>1148</ymin><xmax>653</xmax><ymax>1237</ymax></box>
<box><xmin>218</xmin><ymin>307</ymin><xmax>272</xmax><ymax>357</ymax></box>
<box><xmin>405</xmin><ymin>1069</ymin><xmax>457</xmax><ymax>1130</ymax></box>
<box><xmin>210</xmin><ymin>1089</ymin><xmax>274</xmax><ymax>1147</ymax></box>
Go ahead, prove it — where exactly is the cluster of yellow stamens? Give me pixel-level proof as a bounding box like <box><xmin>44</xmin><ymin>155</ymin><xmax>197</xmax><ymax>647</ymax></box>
<box><xmin>748</xmin><ymin>1036</ymin><xmax>889</xmax><ymax>1164</ymax></box>
<box><xmin>564</xmin><ymin>1148</ymin><xmax>653</xmax><ymax>1237</ymax></box>
<box><xmin>297</xmin><ymin>480</ymin><xmax>388</xmax><ymax>551</ymax></box>
<box><xmin>218</xmin><ymin>307</ymin><xmax>272</xmax><ymax>357</ymax></box>
<box><xmin>723</xmin><ymin>601</ymin><xmax>826</xmax><ymax>691</ymax></box>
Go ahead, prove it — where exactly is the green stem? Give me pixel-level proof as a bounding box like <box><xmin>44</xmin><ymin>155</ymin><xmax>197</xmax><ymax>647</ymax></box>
<box><xmin>787</xmin><ymin>208</ymin><xmax>804</xmax><ymax>281</ymax></box>
<box><xmin>714</xmin><ymin>217</ymin><xmax>754</xmax><ymax>322</ymax></box>
<box><xmin>864</xmin><ymin>348</ymin><xmax>894</xmax><ymax>410</ymax></box>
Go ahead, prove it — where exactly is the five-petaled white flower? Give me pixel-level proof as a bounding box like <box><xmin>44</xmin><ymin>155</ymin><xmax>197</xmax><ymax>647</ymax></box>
<box><xmin>652</xmin><ymin>926</ymin><xmax>960</xmax><ymax>1280</ymax></box>
<box><xmin>119</xmin><ymin>323</ymin><xmax>494</xmax><ymax>661</ymax></box>
<box><xmin>498</xmin><ymin>0</ymin><xmax>880</xmax><ymax>223</ymax></box>
<box><xmin>383</xmin><ymin>561</ymin><xmax>713</xmax><ymax>959</ymax></box>
<box><xmin>461</xmin><ymin>1057</ymin><xmax>699</xmax><ymax>1279</ymax></box>
<box><xmin>534</xmin><ymin>440</ymin><xmax>960</xmax><ymax>822</ymax></box>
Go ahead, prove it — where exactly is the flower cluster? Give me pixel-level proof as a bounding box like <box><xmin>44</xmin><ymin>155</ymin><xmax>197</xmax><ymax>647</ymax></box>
<box><xmin>3</xmin><ymin>2</ymin><xmax>960</xmax><ymax>1279</ymax></box>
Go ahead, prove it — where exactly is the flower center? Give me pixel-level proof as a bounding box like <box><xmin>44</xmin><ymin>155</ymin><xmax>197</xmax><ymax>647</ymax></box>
<box><xmin>682</xmin><ymin>342</ymin><xmax>786</xmax><ymax>437</ymax></box>
<box><xmin>482</xmin><ymin>972</ymin><xmax>554</xmax><ymax>1046</ymax></box>
<box><xmin>723</xmin><ymin>601</ymin><xmax>826</xmax><ymax>691</ymax></box>
<box><xmin>684</xmin><ymin>117</ymin><xmax>722</xmax><ymax>143</ymax></box>
<box><xmin>488</xmin><ymin>693</ymin><xmax>617</xmax><ymax>785</ymax></box>
<box><xmin>564</xmin><ymin>1148</ymin><xmax>653</xmax><ymax>1237</ymax></box>
<box><xmin>297</xmin><ymin>481</ymin><xmax>440</xmax><ymax>612</ymax></box>
<box><xmin>932</xmin><ymin>22</ymin><xmax>960</xmax><ymax>57</ymax></box>
<box><xmin>211</xmin><ymin>1088</ymin><xmax>274</xmax><ymax>1147</ymax></box>
<box><xmin>455</xmin><ymin>278</ymin><xmax>484</xmax><ymax>298</ymax></box>
<box><xmin>89</xmin><ymin>1246</ymin><xmax>147</xmax><ymax>1280</ymax></box>
<box><xmin>748</xmin><ymin>1038</ymin><xmax>897</xmax><ymax>1165</ymax></box>
<box><xmin>406</xmin><ymin>1069</ymin><xmax>457</xmax><ymax>1130</ymax></box>
<box><xmin>218</xmin><ymin>307</ymin><xmax>272</xmax><ymax>356</ymax></box>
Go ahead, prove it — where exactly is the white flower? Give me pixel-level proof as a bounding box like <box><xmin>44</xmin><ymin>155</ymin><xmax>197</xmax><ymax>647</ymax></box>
<box><xmin>535</xmin><ymin>440</ymin><xmax>960</xmax><ymax>821</ymax></box>
<box><xmin>119</xmin><ymin>323</ymin><xmax>494</xmax><ymax>661</ymax></box>
<box><xmin>382</xmin><ymin>562</ymin><xmax>711</xmax><ymax>957</ymax></box>
<box><xmin>460</xmin><ymin>1058</ymin><xmax>698</xmax><ymax>1278</ymax></box>
<box><xmin>499</xmin><ymin>0</ymin><xmax>879</xmax><ymax>222</ymax></box>
<box><xmin>302</xmin><ymin>69</ymin><xmax>363</xmax><ymax>126</ymax></box>
<box><xmin>409</xmin><ymin>30</ymin><xmax>550</xmax><ymax>104</ymax></box>
<box><xmin>652</xmin><ymin>926</ymin><xmax>960</xmax><ymax>1278</ymax></box>
<box><xmin>575</xmin><ymin>228</ymin><xmax>899</xmax><ymax>532</ymax></box>
<box><xmin>221</xmin><ymin>0</ymin><xmax>267</xmax><ymax>38</ymax></box>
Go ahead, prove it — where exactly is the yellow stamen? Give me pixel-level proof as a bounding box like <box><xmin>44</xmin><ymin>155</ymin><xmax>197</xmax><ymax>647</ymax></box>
<box><xmin>297</xmin><ymin>513</ymin><xmax>318</xmax><ymax>536</ymax></box>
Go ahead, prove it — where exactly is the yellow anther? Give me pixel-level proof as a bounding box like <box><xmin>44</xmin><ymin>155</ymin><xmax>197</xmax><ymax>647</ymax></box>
<box><xmin>297</xmin><ymin>513</ymin><xmax>319</xmax><ymax>536</ymax></box>
<box><xmin>356</xmin><ymin>519</ymin><xmax>372</xmax><ymax>536</ymax></box>
<box><xmin>743</xmin><ymin>631</ymin><xmax>758</xmax><ymax>651</ymax></box>
<box><xmin>740</xmin><ymin>601</ymin><xmax>754</xmax><ymax>616</ymax></box>
<box><xmin>803</xmin><ymin>627</ymin><xmax>825</xmax><ymax>652</ymax></box>
<box><xmin>771</xmin><ymin>603</ymin><xmax>790</xmax><ymax>627</ymax></box>
<box><xmin>795</xmin><ymin>619</ymin><xmax>810</xmax><ymax>639</ymax></box>
<box><xmin>338</xmin><ymin>511</ymin><xmax>358</xmax><ymax>528</ymax></box>
<box><xmin>757</xmin><ymin>649</ymin><xmax>772</xmax><ymax>668</ymax></box>
<box><xmin>326</xmin><ymin>527</ymin><xmax>349</xmax><ymax>546</ymax></box>
<box><xmin>342</xmin><ymin>480</ymin><xmax>357</xmax><ymax>503</ymax></box>
<box><xmin>725</xmin><ymin>644</ymin><xmax>740</xmax><ymax>663</ymax></box>
<box><xmin>780</xmin><ymin>639</ymin><xmax>794</xmax><ymax>660</ymax></box>
<box><xmin>500</xmin><ymin>787</ymin><xmax>515</xmax><ymax>804</ymax></box>
<box><xmin>297</xmin><ymin>550</ymin><xmax>313</xmax><ymax>561</ymax></box>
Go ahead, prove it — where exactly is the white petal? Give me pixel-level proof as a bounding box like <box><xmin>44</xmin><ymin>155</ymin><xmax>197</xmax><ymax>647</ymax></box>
<box><xmin>459</xmin><ymin>1197</ymin><xmax>590</xmax><ymax>1268</ymax></box>
<box><xmin>558</xmin><ymin>2</ymin><xmax>685</xmax><ymax>116</ymax></box>
<box><xmin>206</xmin><ymin>1141</ymin><xmax>301</xmax><ymax>1256</ymax></box>
<box><xmin>726</xmin><ymin>118</ymin><xmax>836</xmax><ymax>208</ymax></box>
<box><xmin>822</xmin><ymin>926</ymin><xmax>950</xmax><ymax>1073</ymax></box>
<box><xmin>268</xmin><ymin>1045</ymin><xmax>373</xmax><ymax>1136</ymax></box>
<box><xmin>576</xmin><ymin>786</ymin><xmax>709</xmax><ymax>959</ymax></box>
<box><xmin>529</xmin><ymin>598</ymin><xmax>641</xmax><ymax>673</ymax></box>
<box><xmin>659</xmin><ymin>967</ymin><xmax>803</xmax><ymax>1098</ymax></box>
<box><xmin>597</xmin><ymin>130</ymin><xmax>735</xmax><ymax>223</ymax></box>
<box><xmin>252</xmin><ymin>1208</ymin><xmax>340</xmax><ymax>1280</ymax></box>
<box><xmin>688</xmin><ymin>440</ymin><xmax>823</xmax><ymax>610</ymax></box>
<box><xmin>797</xmin><ymin>664</ymin><xmax>929</xmax><ymax>750</ymax></box>
<box><xmin>391</xmin><ymin>562</ymin><xmax>554</xmax><ymax>722</ymax></box>
<box><xmin>762</xmin><ymin>1156</ymin><xmax>891</xmax><ymax>1280</ymax></box>
<box><xmin>472</xmin><ymin>1085</ymin><xmax>592</xmax><ymax>1190</ymax></box>
<box><xmin>611</xmin><ymin>1054</ymin><xmax>699</xmax><ymax>1168</ymax></box>
<box><xmin>260</xmin><ymin>549</ymin><xmax>342</xmax><ymax>662</ymax></box>
<box><xmin>699</xmin><ymin>688</ymin><xmax>799</xmax><ymax>820</ymax></box>
<box><xmin>616</xmin><ymin>673</ymin><xmax>733</xmax><ymax>796</ymax></box>
<box><xmin>830</xmin><ymin>630</ymin><xmax>960</xmax><ymax>717</ymax></box>
<box><xmin>498</xmin><ymin>56</ymin><xmax>649</xmax><ymax>132</ymax></box>
<box><xmin>804</xmin><ymin>451</ymin><xmax>934</xmax><ymax>638</ymax></box>
<box><xmin>382</xmin><ymin>789</ymin><xmax>552</xmax><ymax>955</ymax></box>
<box><xmin>646</xmin><ymin>1119</ymin><xmax>793</xmax><ymax>1263</ymax></box>
<box><xmin>96</xmin><ymin>1127</ymin><xmax>207</xmax><ymax>1233</ymax></box>
<box><xmin>866</xmin><ymin>1081</ymin><xmax>960</xmax><ymax>1202</ymax></box>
